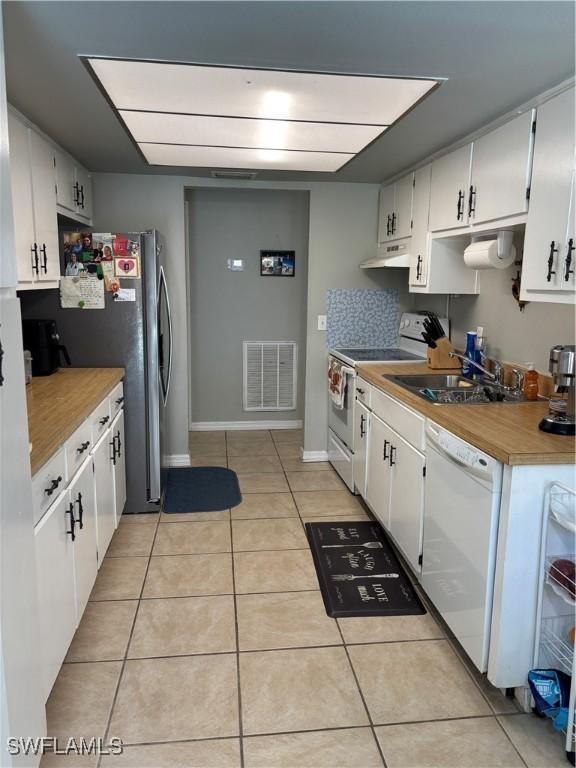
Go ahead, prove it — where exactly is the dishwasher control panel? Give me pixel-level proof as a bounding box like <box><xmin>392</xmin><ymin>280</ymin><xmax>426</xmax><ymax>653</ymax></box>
<box><xmin>435</xmin><ymin>427</ymin><xmax>494</xmax><ymax>476</ymax></box>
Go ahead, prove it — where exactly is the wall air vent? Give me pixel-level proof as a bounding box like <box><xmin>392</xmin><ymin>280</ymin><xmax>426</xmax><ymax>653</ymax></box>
<box><xmin>211</xmin><ymin>170</ymin><xmax>258</xmax><ymax>180</ymax></box>
<box><xmin>243</xmin><ymin>342</ymin><xmax>297</xmax><ymax>411</ymax></box>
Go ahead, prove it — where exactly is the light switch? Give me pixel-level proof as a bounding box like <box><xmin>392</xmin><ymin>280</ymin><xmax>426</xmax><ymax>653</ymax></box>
<box><xmin>317</xmin><ymin>315</ymin><xmax>327</xmax><ymax>331</ymax></box>
<box><xmin>227</xmin><ymin>258</ymin><xmax>244</xmax><ymax>271</ymax></box>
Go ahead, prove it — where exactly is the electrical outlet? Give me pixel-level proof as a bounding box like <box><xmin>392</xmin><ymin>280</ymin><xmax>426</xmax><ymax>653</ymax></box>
<box><xmin>317</xmin><ymin>315</ymin><xmax>327</xmax><ymax>331</ymax></box>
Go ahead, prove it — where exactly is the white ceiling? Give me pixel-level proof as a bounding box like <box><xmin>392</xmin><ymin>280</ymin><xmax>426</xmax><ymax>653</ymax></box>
<box><xmin>3</xmin><ymin>1</ymin><xmax>574</xmax><ymax>182</ymax></box>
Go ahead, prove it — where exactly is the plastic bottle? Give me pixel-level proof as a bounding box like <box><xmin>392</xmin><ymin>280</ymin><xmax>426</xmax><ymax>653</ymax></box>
<box><xmin>523</xmin><ymin>363</ymin><xmax>539</xmax><ymax>400</ymax></box>
<box><xmin>475</xmin><ymin>326</ymin><xmax>486</xmax><ymax>368</ymax></box>
<box><xmin>462</xmin><ymin>331</ymin><xmax>477</xmax><ymax>377</ymax></box>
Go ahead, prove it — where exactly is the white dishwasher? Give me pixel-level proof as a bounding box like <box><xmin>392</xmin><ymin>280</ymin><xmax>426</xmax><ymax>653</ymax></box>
<box><xmin>422</xmin><ymin>421</ymin><xmax>503</xmax><ymax>672</ymax></box>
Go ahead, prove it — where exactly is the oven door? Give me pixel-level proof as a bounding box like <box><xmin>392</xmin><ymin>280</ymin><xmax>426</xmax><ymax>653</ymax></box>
<box><xmin>327</xmin><ymin>360</ymin><xmax>355</xmax><ymax>451</ymax></box>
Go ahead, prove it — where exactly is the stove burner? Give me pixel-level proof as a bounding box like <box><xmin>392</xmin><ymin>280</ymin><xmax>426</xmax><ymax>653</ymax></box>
<box><xmin>333</xmin><ymin>348</ymin><xmax>423</xmax><ymax>362</ymax></box>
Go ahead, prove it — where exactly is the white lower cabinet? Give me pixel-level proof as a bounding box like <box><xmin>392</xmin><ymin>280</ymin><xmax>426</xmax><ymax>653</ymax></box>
<box><xmin>93</xmin><ymin>430</ymin><xmax>116</xmax><ymax>565</ymax></box>
<box><xmin>33</xmin><ymin>388</ymin><xmax>125</xmax><ymax>699</ymax></box>
<box><xmin>34</xmin><ymin>491</ymin><xmax>76</xmax><ymax>700</ymax></box>
<box><xmin>68</xmin><ymin>459</ymin><xmax>98</xmax><ymax>617</ymax></box>
<box><xmin>366</xmin><ymin>413</ymin><xmax>394</xmax><ymax>530</ymax></box>
<box><xmin>359</xmin><ymin>385</ymin><xmax>425</xmax><ymax>575</ymax></box>
<box><xmin>353</xmin><ymin>400</ymin><xmax>369</xmax><ymax>497</ymax></box>
<box><xmin>388</xmin><ymin>431</ymin><xmax>425</xmax><ymax>573</ymax></box>
<box><xmin>111</xmin><ymin>409</ymin><xmax>127</xmax><ymax>522</ymax></box>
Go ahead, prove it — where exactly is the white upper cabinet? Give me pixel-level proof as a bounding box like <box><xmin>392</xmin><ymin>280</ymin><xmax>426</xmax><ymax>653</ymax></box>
<box><xmin>28</xmin><ymin>130</ymin><xmax>60</xmax><ymax>283</ymax></box>
<box><xmin>409</xmin><ymin>164</ymin><xmax>431</xmax><ymax>287</ymax></box>
<box><xmin>53</xmin><ymin>148</ymin><xmax>76</xmax><ymax>212</ymax></box>
<box><xmin>7</xmin><ymin>113</ymin><xmax>35</xmax><ymax>285</ymax></box>
<box><xmin>429</xmin><ymin>143</ymin><xmax>472</xmax><ymax>231</ymax></box>
<box><xmin>520</xmin><ymin>87</ymin><xmax>575</xmax><ymax>302</ymax></box>
<box><xmin>54</xmin><ymin>148</ymin><xmax>93</xmax><ymax>222</ymax></box>
<box><xmin>470</xmin><ymin>110</ymin><xmax>534</xmax><ymax>225</ymax></box>
<box><xmin>377</xmin><ymin>182</ymin><xmax>396</xmax><ymax>243</ymax></box>
<box><xmin>8</xmin><ymin>113</ymin><xmax>60</xmax><ymax>287</ymax></box>
<box><xmin>377</xmin><ymin>172</ymin><xmax>413</xmax><ymax>243</ymax></box>
<box><xmin>9</xmin><ymin>108</ymin><xmax>93</xmax><ymax>289</ymax></box>
<box><xmin>393</xmin><ymin>173</ymin><xmax>413</xmax><ymax>240</ymax></box>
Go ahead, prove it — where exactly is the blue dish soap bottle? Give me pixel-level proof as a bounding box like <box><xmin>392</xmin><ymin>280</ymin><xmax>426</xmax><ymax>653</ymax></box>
<box><xmin>462</xmin><ymin>331</ymin><xmax>477</xmax><ymax>377</ymax></box>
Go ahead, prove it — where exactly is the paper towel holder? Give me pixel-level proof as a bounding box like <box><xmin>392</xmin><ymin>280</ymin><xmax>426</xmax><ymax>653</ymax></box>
<box><xmin>470</xmin><ymin>230</ymin><xmax>514</xmax><ymax>261</ymax></box>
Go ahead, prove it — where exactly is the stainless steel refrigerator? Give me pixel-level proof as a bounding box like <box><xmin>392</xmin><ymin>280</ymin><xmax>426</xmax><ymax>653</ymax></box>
<box><xmin>19</xmin><ymin>229</ymin><xmax>173</xmax><ymax>513</ymax></box>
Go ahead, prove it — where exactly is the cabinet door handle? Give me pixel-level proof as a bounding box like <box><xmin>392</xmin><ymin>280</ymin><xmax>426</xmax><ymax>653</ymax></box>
<box><xmin>416</xmin><ymin>254</ymin><xmax>422</xmax><ymax>281</ymax></box>
<box><xmin>110</xmin><ymin>436</ymin><xmax>117</xmax><ymax>465</ymax></box>
<box><xmin>360</xmin><ymin>414</ymin><xmax>366</xmax><ymax>438</ymax></box>
<box><xmin>383</xmin><ymin>439</ymin><xmax>389</xmax><ymax>461</ymax></box>
<box><xmin>99</xmin><ymin>415</ymin><xmax>110</xmax><ymax>426</ymax></box>
<box><xmin>115</xmin><ymin>396</ymin><xmax>124</xmax><ymax>405</ymax></box>
<box><xmin>0</xmin><ymin>335</ymin><xmax>4</xmax><ymax>388</ymax></box>
<box><xmin>389</xmin><ymin>445</ymin><xmax>397</xmax><ymax>466</ymax></box>
<box><xmin>66</xmin><ymin>502</ymin><xmax>76</xmax><ymax>541</ymax></box>
<box><xmin>31</xmin><ymin>243</ymin><xmax>39</xmax><ymax>275</ymax></box>
<box><xmin>456</xmin><ymin>190</ymin><xmax>464</xmax><ymax>221</ymax></box>
<box><xmin>386</xmin><ymin>214</ymin><xmax>391</xmax><ymax>236</ymax></box>
<box><xmin>564</xmin><ymin>238</ymin><xmax>574</xmax><ymax>281</ymax></box>
<box><xmin>391</xmin><ymin>212</ymin><xmax>397</xmax><ymax>234</ymax></box>
<box><xmin>468</xmin><ymin>185</ymin><xmax>476</xmax><ymax>218</ymax></box>
<box><xmin>547</xmin><ymin>241</ymin><xmax>558</xmax><ymax>282</ymax></box>
<box><xmin>116</xmin><ymin>429</ymin><xmax>122</xmax><ymax>458</ymax></box>
<box><xmin>356</xmin><ymin>388</ymin><xmax>365</xmax><ymax>396</ymax></box>
<box><xmin>75</xmin><ymin>492</ymin><xmax>84</xmax><ymax>530</ymax></box>
<box><xmin>80</xmin><ymin>185</ymin><xmax>85</xmax><ymax>209</ymax></box>
<box><xmin>40</xmin><ymin>244</ymin><xmax>47</xmax><ymax>274</ymax></box>
<box><xmin>45</xmin><ymin>475</ymin><xmax>62</xmax><ymax>496</ymax></box>
<box><xmin>73</xmin><ymin>182</ymin><xmax>80</xmax><ymax>206</ymax></box>
<box><xmin>77</xmin><ymin>440</ymin><xmax>90</xmax><ymax>455</ymax></box>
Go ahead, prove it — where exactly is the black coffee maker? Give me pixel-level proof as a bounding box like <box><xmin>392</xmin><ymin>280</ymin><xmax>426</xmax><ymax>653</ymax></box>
<box><xmin>22</xmin><ymin>319</ymin><xmax>71</xmax><ymax>376</ymax></box>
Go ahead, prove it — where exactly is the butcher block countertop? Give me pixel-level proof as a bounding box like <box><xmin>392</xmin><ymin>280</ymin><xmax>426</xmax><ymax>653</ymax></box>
<box><xmin>27</xmin><ymin>368</ymin><xmax>124</xmax><ymax>475</ymax></box>
<box><xmin>356</xmin><ymin>362</ymin><xmax>576</xmax><ymax>466</ymax></box>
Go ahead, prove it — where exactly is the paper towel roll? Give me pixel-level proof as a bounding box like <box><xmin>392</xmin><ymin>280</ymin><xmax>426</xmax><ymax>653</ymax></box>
<box><xmin>463</xmin><ymin>240</ymin><xmax>516</xmax><ymax>270</ymax></box>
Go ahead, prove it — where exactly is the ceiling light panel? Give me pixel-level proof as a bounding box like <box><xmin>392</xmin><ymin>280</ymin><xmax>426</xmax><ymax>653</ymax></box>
<box><xmin>88</xmin><ymin>58</ymin><xmax>437</xmax><ymax>125</ymax></box>
<box><xmin>139</xmin><ymin>143</ymin><xmax>352</xmax><ymax>172</ymax></box>
<box><xmin>120</xmin><ymin>111</ymin><xmax>385</xmax><ymax>153</ymax></box>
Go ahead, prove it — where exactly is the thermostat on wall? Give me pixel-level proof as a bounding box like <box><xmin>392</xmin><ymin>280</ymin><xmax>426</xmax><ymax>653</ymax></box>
<box><xmin>227</xmin><ymin>259</ymin><xmax>244</xmax><ymax>271</ymax></box>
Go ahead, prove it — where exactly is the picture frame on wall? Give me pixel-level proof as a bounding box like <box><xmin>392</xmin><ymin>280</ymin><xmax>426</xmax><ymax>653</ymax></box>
<box><xmin>260</xmin><ymin>250</ymin><xmax>295</xmax><ymax>277</ymax></box>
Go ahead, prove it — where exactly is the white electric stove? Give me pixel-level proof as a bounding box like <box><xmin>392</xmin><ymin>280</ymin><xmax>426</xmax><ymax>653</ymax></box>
<box><xmin>327</xmin><ymin>312</ymin><xmax>449</xmax><ymax>491</ymax></box>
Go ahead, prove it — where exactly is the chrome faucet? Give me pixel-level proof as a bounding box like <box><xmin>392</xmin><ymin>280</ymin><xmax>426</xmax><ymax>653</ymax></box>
<box><xmin>448</xmin><ymin>352</ymin><xmax>497</xmax><ymax>381</ymax></box>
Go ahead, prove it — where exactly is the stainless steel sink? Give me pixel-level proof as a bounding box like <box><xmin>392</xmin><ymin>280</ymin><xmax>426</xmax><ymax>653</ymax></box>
<box><xmin>383</xmin><ymin>373</ymin><xmax>531</xmax><ymax>404</ymax></box>
<box><xmin>386</xmin><ymin>374</ymin><xmax>476</xmax><ymax>390</ymax></box>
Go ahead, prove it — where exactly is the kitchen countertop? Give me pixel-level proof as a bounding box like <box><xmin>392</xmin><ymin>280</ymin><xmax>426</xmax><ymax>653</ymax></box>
<box><xmin>356</xmin><ymin>362</ymin><xmax>576</xmax><ymax>466</ymax></box>
<box><xmin>27</xmin><ymin>368</ymin><xmax>124</xmax><ymax>475</ymax></box>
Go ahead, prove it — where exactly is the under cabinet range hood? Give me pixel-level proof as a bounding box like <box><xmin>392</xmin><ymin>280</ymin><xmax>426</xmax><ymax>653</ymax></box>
<box><xmin>360</xmin><ymin>238</ymin><xmax>411</xmax><ymax>268</ymax></box>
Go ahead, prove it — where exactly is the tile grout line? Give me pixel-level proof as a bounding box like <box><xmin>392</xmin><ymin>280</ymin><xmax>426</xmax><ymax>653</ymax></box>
<box><xmin>95</xmin><ymin>708</ymin><xmax>523</xmax><ymax>751</ymax></box>
<box><xmin>96</xmin><ymin>513</ymin><xmax>162</xmax><ymax>767</ymax></box>
<box><xmin>227</xmin><ymin>429</ymin><xmax>246</xmax><ymax>768</ymax></box>
<box><xmin>335</xmin><ymin>619</ymin><xmax>389</xmax><ymax>768</ymax></box>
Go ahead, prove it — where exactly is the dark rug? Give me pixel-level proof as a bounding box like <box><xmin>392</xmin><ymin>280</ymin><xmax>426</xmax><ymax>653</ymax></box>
<box><xmin>163</xmin><ymin>467</ymin><xmax>242</xmax><ymax>513</ymax></box>
<box><xmin>306</xmin><ymin>520</ymin><xmax>426</xmax><ymax>618</ymax></box>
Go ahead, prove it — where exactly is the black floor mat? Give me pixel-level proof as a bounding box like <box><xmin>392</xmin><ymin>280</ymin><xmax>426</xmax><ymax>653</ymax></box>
<box><xmin>163</xmin><ymin>467</ymin><xmax>241</xmax><ymax>513</ymax></box>
<box><xmin>306</xmin><ymin>520</ymin><xmax>426</xmax><ymax>618</ymax></box>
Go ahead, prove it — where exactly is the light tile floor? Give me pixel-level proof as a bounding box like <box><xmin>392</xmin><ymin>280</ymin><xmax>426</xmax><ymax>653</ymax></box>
<box><xmin>41</xmin><ymin>430</ymin><xmax>567</xmax><ymax>768</ymax></box>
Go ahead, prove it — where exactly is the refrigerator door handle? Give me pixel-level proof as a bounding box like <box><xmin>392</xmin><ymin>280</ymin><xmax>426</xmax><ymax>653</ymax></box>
<box><xmin>158</xmin><ymin>265</ymin><xmax>173</xmax><ymax>405</ymax></box>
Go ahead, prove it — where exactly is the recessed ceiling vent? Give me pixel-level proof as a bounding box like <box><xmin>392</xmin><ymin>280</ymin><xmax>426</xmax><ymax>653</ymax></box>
<box><xmin>211</xmin><ymin>170</ymin><xmax>258</xmax><ymax>180</ymax></box>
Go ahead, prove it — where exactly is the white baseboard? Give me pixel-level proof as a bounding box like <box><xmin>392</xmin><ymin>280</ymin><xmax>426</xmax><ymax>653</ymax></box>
<box><xmin>190</xmin><ymin>420</ymin><xmax>303</xmax><ymax>431</ymax></box>
<box><xmin>302</xmin><ymin>450</ymin><xmax>330</xmax><ymax>463</ymax></box>
<box><xmin>163</xmin><ymin>453</ymin><xmax>191</xmax><ymax>468</ymax></box>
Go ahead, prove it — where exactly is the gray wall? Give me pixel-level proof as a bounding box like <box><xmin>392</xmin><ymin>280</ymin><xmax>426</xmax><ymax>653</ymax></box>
<box><xmin>92</xmin><ymin>174</ymin><xmax>406</xmax><ymax>459</ymax></box>
<box><xmin>187</xmin><ymin>188</ymin><xmax>309</xmax><ymax>424</ymax></box>
<box><xmin>304</xmin><ymin>184</ymin><xmax>411</xmax><ymax>454</ymax></box>
<box><xmin>412</xmin><ymin>264</ymin><xmax>576</xmax><ymax>371</ymax></box>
